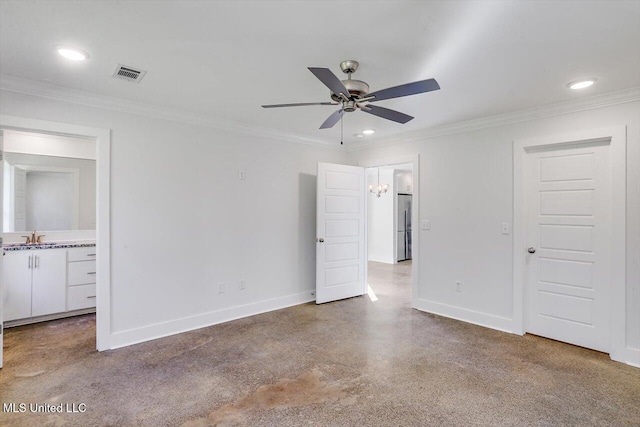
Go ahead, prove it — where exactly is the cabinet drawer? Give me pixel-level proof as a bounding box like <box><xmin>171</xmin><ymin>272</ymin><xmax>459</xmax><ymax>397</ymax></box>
<box><xmin>68</xmin><ymin>260</ymin><xmax>96</xmax><ymax>286</ymax></box>
<box><xmin>68</xmin><ymin>284</ymin><xmax>96</xmax><ymax>310</ymax></box>
<box><xmin>68</xmin><ymin>247</ymin><xmax>97</xmax><ymax>262</ymax></box>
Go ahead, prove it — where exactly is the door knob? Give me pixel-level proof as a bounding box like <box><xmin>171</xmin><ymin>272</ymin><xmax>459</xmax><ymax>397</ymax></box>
<box><xmin>317</xmin><ymin>238</ymin><xmax>324</xmax><ymax>243</ymax></box>
<box><xmin>528</xmin><ymin>247</ymin><xmax>536</xmax><ymax>254</ymax></box>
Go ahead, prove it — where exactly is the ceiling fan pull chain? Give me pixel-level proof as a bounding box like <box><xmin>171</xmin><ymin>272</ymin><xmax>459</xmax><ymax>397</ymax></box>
<box><xmin>340</xmin><ymin>112</ymin><xmax>343</xmax><ymax>145</ymax></box>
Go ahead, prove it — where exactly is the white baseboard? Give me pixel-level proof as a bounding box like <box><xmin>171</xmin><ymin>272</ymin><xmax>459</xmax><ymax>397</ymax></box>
<box><xmin>414</xmin><ymin>298</ymin><xmax>516</xmax><ymax>334</ymax></box>
<box><xmin>611</xmin><ymin>346</ymin><xmax>640</xmax><ymax>367</ymax></box>
<box><xmin>109</xmin><ymin>291</ymin><xmax>315</xmax><ymax>349</ymax></box>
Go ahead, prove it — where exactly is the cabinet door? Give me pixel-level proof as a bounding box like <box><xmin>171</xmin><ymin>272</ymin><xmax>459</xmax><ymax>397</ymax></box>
<box><xmin>3</xmin><ymin>251</ymin><xmax>33</xmax><ymax>321</ymax></box>
<box><xmin>32</xmin><ymin>250</ymin><xmax>67</xmax><ymax>316</ymax></box>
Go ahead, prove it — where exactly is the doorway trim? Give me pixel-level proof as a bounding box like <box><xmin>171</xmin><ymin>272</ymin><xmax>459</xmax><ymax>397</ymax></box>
<box><xmin>357</xmin><ymin>154</ymin><xmax>419</xmax><ymax>309</ymax></box>
<box><xmin>512</xmin><ymin>126</ymin><xmax>631</xmax><ymax>365</ymax></box>
<box><xmin>0</xmin><ymin>114</ymin><xmax>111</xmax><ymax>351</ymax></box>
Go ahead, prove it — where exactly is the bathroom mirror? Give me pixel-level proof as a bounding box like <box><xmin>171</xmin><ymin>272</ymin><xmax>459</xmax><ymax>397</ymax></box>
<box><xmin>3</xmin><ymin>152</ymin><xmax>96</xmax><ymax>232</ymax></box>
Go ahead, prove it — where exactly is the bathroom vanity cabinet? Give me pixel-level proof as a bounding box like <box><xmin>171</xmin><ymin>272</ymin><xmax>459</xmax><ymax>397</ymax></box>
<box><xmin>2</xmin><ymin>244</ymin><xmax>96</xmax><ymax>325</ymax></box>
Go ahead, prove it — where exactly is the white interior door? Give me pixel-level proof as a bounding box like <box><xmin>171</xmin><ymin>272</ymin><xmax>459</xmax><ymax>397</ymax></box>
<box><xmin>316</xmin><ymin>162</ymin><xmax>365</xmax><ymax>304</ymax></box>
<box><xmin>525</xmin><ymin>141</ymin><xmax>611</xmax><ymax>352</ymax></box>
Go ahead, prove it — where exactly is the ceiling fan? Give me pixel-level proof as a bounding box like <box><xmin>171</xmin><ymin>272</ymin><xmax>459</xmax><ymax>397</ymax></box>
<box><xmin>262</xmin><ymin>60</ymin><xmax>440</xmax><ymax>130</ymax></box>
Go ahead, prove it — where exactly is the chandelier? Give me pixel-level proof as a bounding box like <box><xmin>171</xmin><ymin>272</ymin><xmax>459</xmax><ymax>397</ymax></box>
<box><xmin>369</xmin><ymin>167</ymin><xmax>388</xmax><ymax>198</ymax></box>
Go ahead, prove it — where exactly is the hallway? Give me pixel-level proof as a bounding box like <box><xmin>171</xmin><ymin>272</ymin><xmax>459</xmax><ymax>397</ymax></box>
<box><xmin>1</xmin><ymin>261</ymin><xmax>638</xmax><ymax>426</ymax></box>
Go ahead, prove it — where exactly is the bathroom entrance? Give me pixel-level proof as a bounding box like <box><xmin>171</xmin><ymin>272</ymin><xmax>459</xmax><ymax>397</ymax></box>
<box><xmin>0</xmin><ymin>116</ymin><xmax>111</xmax><ymax>368</ymax></box>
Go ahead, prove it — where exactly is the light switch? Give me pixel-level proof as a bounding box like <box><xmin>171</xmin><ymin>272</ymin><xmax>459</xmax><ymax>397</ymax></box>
<box><xmin>239</xmin><ymin>169</ymin><xmax>246</xmax><ymax>180</ymax></box>
<box><xmin>501</xmin><ymin>222</ymin><xmax>511</xmax><ymax>235</ymax></box>
<box><xmin>420</xmin><ymin>220</ymin><xmax>431</xmax><ymax>230</ymax></box>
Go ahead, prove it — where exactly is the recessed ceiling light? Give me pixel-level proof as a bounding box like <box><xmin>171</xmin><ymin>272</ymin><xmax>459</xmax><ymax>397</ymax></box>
<box><xmin>362</xmin><ymin>129</ymin><xmax>375</xmax><ymax>135</ymax></box>
<box><xmin>568</xmin><ymin>78</ymin><xmax>596</xmax><ymax>90</ymax></box>
<box><xmin>57</xmin><ymin>47</ymin><xmax>88</xmax><ymax>61</ymax></box>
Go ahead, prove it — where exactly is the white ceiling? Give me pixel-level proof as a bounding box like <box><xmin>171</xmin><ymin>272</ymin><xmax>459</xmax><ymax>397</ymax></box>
<box><xmin>1</xmin><ymin>1</ymin><xmax>639</xmax><ymax>146</ymax></box>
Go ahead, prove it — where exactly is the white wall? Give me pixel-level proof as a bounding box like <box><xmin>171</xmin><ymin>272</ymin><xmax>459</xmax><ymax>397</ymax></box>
<box><xmin>367</xmin><ymin>167</ymin><xmax>395</xmax><ymax>264</ymax></box>
<box><xmin>349</xmin><ymin>101</ymin><xmax>640</xmax><ymax>362</ymax></box>
<box><xmin>0</xmin><ymin>90</ymin><xmax>347</xmax><ymax>347</ymax></box>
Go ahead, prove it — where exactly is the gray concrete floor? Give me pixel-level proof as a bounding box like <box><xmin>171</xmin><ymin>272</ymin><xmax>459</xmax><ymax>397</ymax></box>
<box><xmin>1</xmin><ymin>261</ymin><xmax>639</xmax><ymax>426</ymax></box>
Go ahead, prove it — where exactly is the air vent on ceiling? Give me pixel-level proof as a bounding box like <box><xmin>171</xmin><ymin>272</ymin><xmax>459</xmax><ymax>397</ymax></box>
<box><xmin>112</xmin><ymin>64</ymin><xmax>146</xmax><ymax>83</ymax></box>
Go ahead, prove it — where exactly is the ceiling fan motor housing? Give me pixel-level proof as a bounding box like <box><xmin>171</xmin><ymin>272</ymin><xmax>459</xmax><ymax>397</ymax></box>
<box><xmin>330</xmin><ymin>79</ymin><xmax>370</xmax><ymax>102</ymax></box>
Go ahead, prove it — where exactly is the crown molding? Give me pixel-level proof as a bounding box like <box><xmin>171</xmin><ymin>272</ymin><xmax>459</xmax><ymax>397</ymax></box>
<box><xmin>0</xmin><ymin>74</ymin><xmax>340</xmax><ymax>151</ymax></box>
<box><xmin>2</xmin><ymin>74</ymin><xmax>637</xmax><ymax>155</ymax></box>
<box><xmin>346</xmin><ymin>86</ymin><xmax>640</xmax><ymax>152</ymax></box>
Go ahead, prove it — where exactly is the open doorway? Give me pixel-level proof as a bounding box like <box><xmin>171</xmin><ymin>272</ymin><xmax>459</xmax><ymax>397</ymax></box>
<box><xmin>0</xmin><ymin>129</ymin><xmax>97</xmax><ymax>362</ymax></box>
<box><xmin>0</xmin><ymin>115</ymin><xmax>111</xmax><ymax>368</ymax></box>
<box><xmin>365</xmin><ymin>163</ymin><xmax>414</xmax><ymax>304</ymax></box>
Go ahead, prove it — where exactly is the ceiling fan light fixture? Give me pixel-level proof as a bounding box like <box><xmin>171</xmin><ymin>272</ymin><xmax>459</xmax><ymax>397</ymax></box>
<box><xmin>568</xmin><ymin>78</ymin><xmax>596</xmax><ymax>90</ymax></box>
<box><xmin>57</xmin><ymin>46</ymin><xmax>88</xmax><ymax>61</ymax></box>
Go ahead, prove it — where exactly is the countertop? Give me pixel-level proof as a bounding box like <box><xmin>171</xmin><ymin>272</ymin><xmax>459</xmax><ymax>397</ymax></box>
<box><xmin>3</xmin><ymin>241</ymin><xmax>96</xmax><ymax>251</ymax></box>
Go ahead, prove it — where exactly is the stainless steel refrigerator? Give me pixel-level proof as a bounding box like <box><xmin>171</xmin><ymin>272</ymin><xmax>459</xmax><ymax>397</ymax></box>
<box><xmin>397</xmin><ymin>193</ymin><xmax>412</xmax><ymax>261</ymax></box>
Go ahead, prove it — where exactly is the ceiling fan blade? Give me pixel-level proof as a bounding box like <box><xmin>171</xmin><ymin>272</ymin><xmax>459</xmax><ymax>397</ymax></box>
<box><xmin>361</xmin><ymin>104</ymin><xmax>414</xmax><ymax>124</ymax></box>
<box><xmin>319</xmin><ymin>109</ymin><xmax>344</xmax><ymax>129</ymax></box>
<box><xmin>367</xmin><ymin>78</ymin><xmax>440</xmax><ymax>102</ymax></box>
<box><xmin>262</xmin><ymin>102</ymin><xmax>338</xmax><ymax>108</ymax></box>
<box><xmin>308</xmin><ymin>67</ymin><xmax>351</xmax><ymax>99</ymax></box>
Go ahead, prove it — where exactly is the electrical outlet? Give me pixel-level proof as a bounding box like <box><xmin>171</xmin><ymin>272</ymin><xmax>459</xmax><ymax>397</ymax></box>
<box><xmin>218</xmin><ymin>282</ymin><xmax>225</xmax><ymax>294</ymax></box>
<box><xmin>455</xmin><ymin>281</ymin><xmax>462</xmax><ymax>292</ymax></box>
<box><xmin>420</xmin><ymin>220</ymin><xmax>431</xmax><ymax>230</ymax></box>
<box><xmin>239</xmin><ymin>169</ymin><xmax>246</xmax><ymax>180</ymax></box>
<box><xmin>239</xmin><ymin>280</ymin><xmax>246</xmax><ymax>290</ymax></box>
